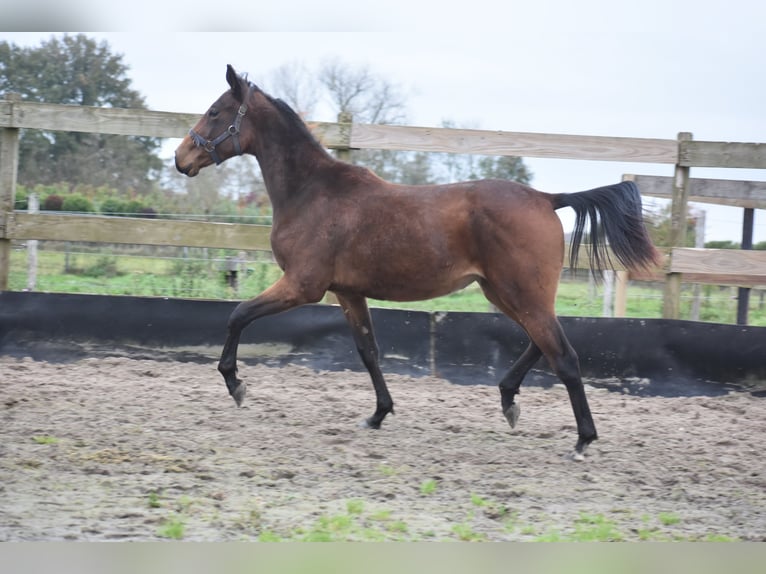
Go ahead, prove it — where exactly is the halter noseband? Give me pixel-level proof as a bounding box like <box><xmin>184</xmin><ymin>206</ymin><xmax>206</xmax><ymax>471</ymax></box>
<box><xmin>189</xmin><ymin>83</ymin><xmax>254</xmax><ymax>165</ymax></box>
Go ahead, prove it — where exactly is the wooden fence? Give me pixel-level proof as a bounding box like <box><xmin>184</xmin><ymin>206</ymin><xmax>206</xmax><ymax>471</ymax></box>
<box><xmin>1</xmin><ymin>95</ymin><xmax>765</xmax><ymax>320</ymax></box>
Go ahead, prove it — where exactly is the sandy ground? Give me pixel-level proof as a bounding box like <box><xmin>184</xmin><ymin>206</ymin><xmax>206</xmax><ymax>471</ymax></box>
<box><xmin>1</xmin><ymin>355</ymin><xmax>764</xmax><ymax>541</ymax></box>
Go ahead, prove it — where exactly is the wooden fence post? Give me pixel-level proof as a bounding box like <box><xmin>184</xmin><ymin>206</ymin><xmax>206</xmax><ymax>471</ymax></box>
<box><xmin>662</xmin><ymin>132</ymin><xmax>693</xmax><ymax>319</ymax></box>
<box><xmin>0</xmin><ymin>94</ymin><xmax>22</xmax><ymax>291</ymax></box>
<box><xmin>736</xmin><ymin>208</ymin><xmax>755</xmax><ymax>324</ymax></box>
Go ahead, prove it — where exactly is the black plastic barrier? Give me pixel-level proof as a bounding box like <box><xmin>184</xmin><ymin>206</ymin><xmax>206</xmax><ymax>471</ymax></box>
<box><xmin>1</xmin><ymin>291</ymin><xmax>764</xmax><ymax>397</ymax></box>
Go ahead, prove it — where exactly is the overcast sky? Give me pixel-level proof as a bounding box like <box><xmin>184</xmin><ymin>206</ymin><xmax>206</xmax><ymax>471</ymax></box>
<box><xmin>2</xmin><ymin>0</ymin><xmax>765</xmax><ymax>241</ymax></box>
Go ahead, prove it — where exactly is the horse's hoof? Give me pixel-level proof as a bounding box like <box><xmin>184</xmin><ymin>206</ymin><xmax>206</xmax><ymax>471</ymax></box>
<box><xmin>230</xmin><ymin>381</ymin><xmax>247</xmax><ymax>407</ymax></box>
<box><xmin>503</xmin><ymin>403</ymin><xmax>521</xmax><ymax>429</ymax></box>
<box><xmin>569</xmin><ymin>442</ymin><xmax>589</xmax><ymax>462</ymax></box>
<box><xmin>358</xmin><ymin>417</ymin><xmax>381</xmax><ymax>429</ymax></box>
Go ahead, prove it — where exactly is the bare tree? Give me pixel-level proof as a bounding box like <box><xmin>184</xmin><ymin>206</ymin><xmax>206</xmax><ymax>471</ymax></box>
<box><xmin>268</xmin><ymin>61</ymin><xmax>320</xmax><ymax>119</ymax></box>
<box><xmin>319</xmin><ymin>58</ymin><xmax>407</xmax><ymax>125</ymax></box>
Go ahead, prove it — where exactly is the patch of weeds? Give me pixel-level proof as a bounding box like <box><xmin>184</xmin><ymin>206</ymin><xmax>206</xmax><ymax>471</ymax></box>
<box><xmin>32</xmin><ymin>435</ymin><xmax>59</xmax><ymax>445</ymax></box>
<box><xmin>572</xmin><ymin>513</ymin><xmax>624</xmax><ymax>541</ymax></box>
<box><xmin>369</xmin><ymin>509</ymin><xmax>393</xmax><ymax>522</ymax></box>
<box><xmin>157</xmin><ymin>515</ymin><xmax>186</xmax><ymax>540</ymax></box>
<box><xmin>701</xmin><ymin>533</ymin><xmax>738</xmax><ymax>542</ymax></box>
<box><xmin>420</xmin><ymin>479</ymin><xmax>438</xmax><ymax>495</ymax></box>
<box><xmin>451</xmin><ymin>523</ymin><xmax>487</xmax><ymax>542</ymax></box>
<box><xmin>378</xmin><ymin>464</ymin><xmax>398</xmax><ymax>477</ymax></box>
<box><xmin>300</xmin><ymin>513</ymin><xmax>354</xmax><ymax>542</ymax></box>
<box><xmin>386</xmin><ymin>520</ymin><xmax>409</xmax><ymax>534</ymax></box>
<box><xmin>468</xmin><ymin>493</ymin><xmax>509</xmax><ymax>520</ymax></box>
<box><xmin>346</xmin><ymin>500</ymin><xmax>364</xmax><ymax>515</ymax></box>
<box><xmin>658</xmin><ymin>512</ymin><xmax>681</xmax><ymax>526</ymax></box>
<box><xmin>534</xmin><ymin>530</ymin><xmax>564</xmax><ymax>542</ymax></box>
<box><xmin>147</xmin><ymin>491</ymin><xmax>162</xmax><ymax>509</ymax></box>
<box><xmin>289</xmin><ymin>501</ymin><xmax>414</xmax><ymax>542</ymax></box>
<box><xmin>258</xmin><ymin>530</ymin><xmax>282</xmax><ymax>542</ymax></box>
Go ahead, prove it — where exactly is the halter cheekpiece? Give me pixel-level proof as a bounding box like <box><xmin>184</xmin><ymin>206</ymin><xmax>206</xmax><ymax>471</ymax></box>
<box><xmin>189</xmin><ymin>83</ymin><xmax>255</xmax><ymax>165</ymax></box>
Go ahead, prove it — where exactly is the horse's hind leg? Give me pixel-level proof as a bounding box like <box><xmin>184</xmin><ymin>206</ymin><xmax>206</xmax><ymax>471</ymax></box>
<box><xmin>335</xmin><ymin>292</ymin><xmax>394</xmax><ymax>429</ymax></box>
<box><xmin>479</xmin><ymin>281</ymin><xmax>541</xmax><ymax>429</ymax></box>
<box><xmin>480</xmin><ymin>281</ymin><xmax>596</xmax><ymax>459</ymax></box>
<box><xmin>523</xmin><ymin>315</ymin><xmax>598</xmax><ymax>459</ymax></box>
<box><xmin>498</xmin><ymin>341</ymin><xmax>542</xmax><ymax>428</ymax></box>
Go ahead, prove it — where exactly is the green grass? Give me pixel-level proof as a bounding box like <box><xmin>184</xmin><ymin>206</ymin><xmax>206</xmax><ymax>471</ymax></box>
<box><xmin>31</xmin><ymin>435</ymin><xmax>59</xmax><ymax>445</ymax></box>
<box><xmin>156</xmin><ymin>515</ymin><xmax>186</xmax><ymax>540</ymax></box>
<box><xmin>658</xmin><ymin>512</ymin><xmax>681</xmax><ymax>526</ymax></box>
<box><xmin>137</xmin><ymin>493</ymin><xmax>741</xmax><ymax>542</ymax></box>
<box><xmin>8</xmin><ymin>246</ymin><xmax>766</xmax><ymax>325</ymax></box>
<box><xmin>419</xmin><ymin>479</ymin><xmax>438</xmax><ymax>495</ymax></box>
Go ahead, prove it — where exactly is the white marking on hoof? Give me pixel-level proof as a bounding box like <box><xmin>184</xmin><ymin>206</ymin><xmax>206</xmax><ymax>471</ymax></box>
<box><xmin>504</xmin><ymin>403</ymin><xmax>521</xmax><ymax>429</ymax></box>
<box><xmin>231</xmin><ymin>382</ymin><xmax>247</xmax><ymax>407</ymax></box>
<box><xmin>569</xmin><ymin>443</ymin><xmax>589</xmax><ymax>462</ymax></box>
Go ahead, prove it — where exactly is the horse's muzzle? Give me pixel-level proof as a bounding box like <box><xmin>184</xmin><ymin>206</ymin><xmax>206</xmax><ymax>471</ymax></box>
<box><xmin>174</xmin><ymin>155</ymin><xmax>197</xmax><ymax>177</ymax></box>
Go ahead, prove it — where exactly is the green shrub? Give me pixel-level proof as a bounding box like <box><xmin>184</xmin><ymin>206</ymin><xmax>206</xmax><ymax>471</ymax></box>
<box><xmin>61</xmin><ymin>194</ymin><xmax>94</xmax><ymax>213</ymax></box>
<box><xmin>100</xmin><ymin>197</ymin><xmax>127</xmax><ymax>215</ymax></box>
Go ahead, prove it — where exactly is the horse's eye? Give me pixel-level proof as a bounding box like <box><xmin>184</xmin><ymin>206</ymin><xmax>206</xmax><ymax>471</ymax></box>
<box><xmin>209</xmin><ymin>108</ymin><xmax>219</xmax><ymax>118</ymax></box>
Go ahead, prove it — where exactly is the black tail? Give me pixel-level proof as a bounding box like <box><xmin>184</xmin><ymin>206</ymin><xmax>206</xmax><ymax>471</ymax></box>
<box><xmin>552</xmin><ymin>181</ymin><xmax>659</xmax><ymax>274</ymax></box>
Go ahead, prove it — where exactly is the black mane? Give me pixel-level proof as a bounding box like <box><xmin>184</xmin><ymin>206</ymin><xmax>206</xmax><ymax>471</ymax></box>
<box><xmin>261</xmin><ymin>90</ymin><xmax>328</xmax><ymax>154</ymax></box>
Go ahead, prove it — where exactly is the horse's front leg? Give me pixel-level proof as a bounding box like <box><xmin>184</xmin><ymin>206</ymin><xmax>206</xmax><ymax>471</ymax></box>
<box><xmin>335</xmin><ymin>292</ymin><xmax>394</xmax><ymax>428</ymax></box>
<box><xmin>219</xmin><ymin>276</ymin><xmax>319</xmax><ymax>406</ymax></box>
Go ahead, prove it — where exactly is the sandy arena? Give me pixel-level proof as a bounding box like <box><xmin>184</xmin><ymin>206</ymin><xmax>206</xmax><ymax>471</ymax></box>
<box><xmin>1</xmin><ymin>355</ymin><xmax>764</xmax><ymax>541</ymax></box>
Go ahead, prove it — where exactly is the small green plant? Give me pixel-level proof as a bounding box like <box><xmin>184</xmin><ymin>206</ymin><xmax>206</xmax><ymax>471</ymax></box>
<box><xmin>419</xmin><ymin>479</ymin><xmax>438</xmax><ymax>495</ymax></box>
<box><xmin>32</xmin><ymin>435</ymin><xmax>59</xmax><ymax>445</ymax></box>
<box><xmin>534</xmin><ymin>530</ymin><xmax>564</xmax><ymax>542</ymax></box>
<box><xmin>299</xmin><ymin>514</ymin><xmax>354</xmax><ymax>542</ymax></box>
<box><xmin>346</xmin><ymin>500</ymin><xmax>364</xmax><ymax>515</ymax></box>
<box><xmin>386</xmin><ymin>520</ymin><xmax>409</xmax><ymax>534</ymax></box>
<box><xmin>378</xmin><ymin>464</ymin><xmax>398</xmax><ymax>477</ymax></box>
<box><xmin>702</xmin><ymin>533</ymin><xmax>737</xmax><ymax>542</ymax></box>
<box><xmin>572</xmin><ymin>513</ymin><xmax>624</xmax><ymax>541</ymax></box>
<box><xmin>157</xmin><ymin>515</ymin><xmax>186</xmax><ymax>539</ymax></box>
<box><xmin>147</xmin><ymin>491</ymin><xmax>162</xmax><ymax>509</ymax></box>
<box><xmin>258</xmin><ymin>530</ymin><xmax>282</xmax><ymax>542</ymax></box>
<box><xmin>451</xmin><ymin>523</ymin><xmax>486</xmax><ymax>542</ymax></box>
<box><xmin>659</xmin><ymin>512</ymin><xmax>681</xmax><ymax>526</ymax></box>
<box><xmin>470</xmin><ymin>493</ymin><xmax>488</xmax><ymax>507</ymax></box>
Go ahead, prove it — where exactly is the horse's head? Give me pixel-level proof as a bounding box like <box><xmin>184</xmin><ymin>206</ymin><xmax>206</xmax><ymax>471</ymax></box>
<box><xmin>175</xmin><ymin>64</ymin><xmax>254</xmax><ymax>177</ymax></box>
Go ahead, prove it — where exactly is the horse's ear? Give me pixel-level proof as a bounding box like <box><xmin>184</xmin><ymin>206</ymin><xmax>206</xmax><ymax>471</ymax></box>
<box><xmin>226</xmin><ymin>64</ymin><xmax>243</xmax><ymax>101</ymax></box>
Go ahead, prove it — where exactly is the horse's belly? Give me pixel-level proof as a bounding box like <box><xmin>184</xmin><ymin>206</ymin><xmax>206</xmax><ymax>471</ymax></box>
<box><xmin>335</xmin><ymin>261</ymin><xmax>481</xmax><ymax>302</ymax></box>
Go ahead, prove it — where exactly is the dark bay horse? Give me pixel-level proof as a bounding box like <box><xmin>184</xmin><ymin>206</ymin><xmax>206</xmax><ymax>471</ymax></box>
<box><xmin>175</xmin><ymin>65</ymin><xmax>659</xmax><ymax>460</ymax></box>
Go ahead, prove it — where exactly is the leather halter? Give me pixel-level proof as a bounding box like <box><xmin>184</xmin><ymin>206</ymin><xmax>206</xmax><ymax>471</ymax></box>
<box><xmin>189</xmin><ymin>83</ymin><xmax>254</xmax><ymax>165</ymax></box>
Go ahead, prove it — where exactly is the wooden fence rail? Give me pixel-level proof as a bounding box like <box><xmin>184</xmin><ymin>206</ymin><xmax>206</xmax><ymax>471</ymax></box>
<box><xmin>1</xmin><ymin>97</ymin><xmax>765</xmax><ymax>320</ymax></box>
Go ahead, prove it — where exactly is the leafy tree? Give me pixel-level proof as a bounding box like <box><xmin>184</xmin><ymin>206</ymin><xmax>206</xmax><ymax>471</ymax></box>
<box><xmin>645</xmin><ymin>202</ymin><xmax>696</xmax><ymax>248</ymax></box>
<box><xmin>0</xmin><ymin>34</ymin><xmax>163</xmax><ymax>193</ymax></box>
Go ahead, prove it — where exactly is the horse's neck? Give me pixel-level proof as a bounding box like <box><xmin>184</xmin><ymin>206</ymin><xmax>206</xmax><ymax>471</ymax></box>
<box><xmin>248</xmin><ymin>100</ymin><xmax>332</xmax><ymax>213</ymax></box>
